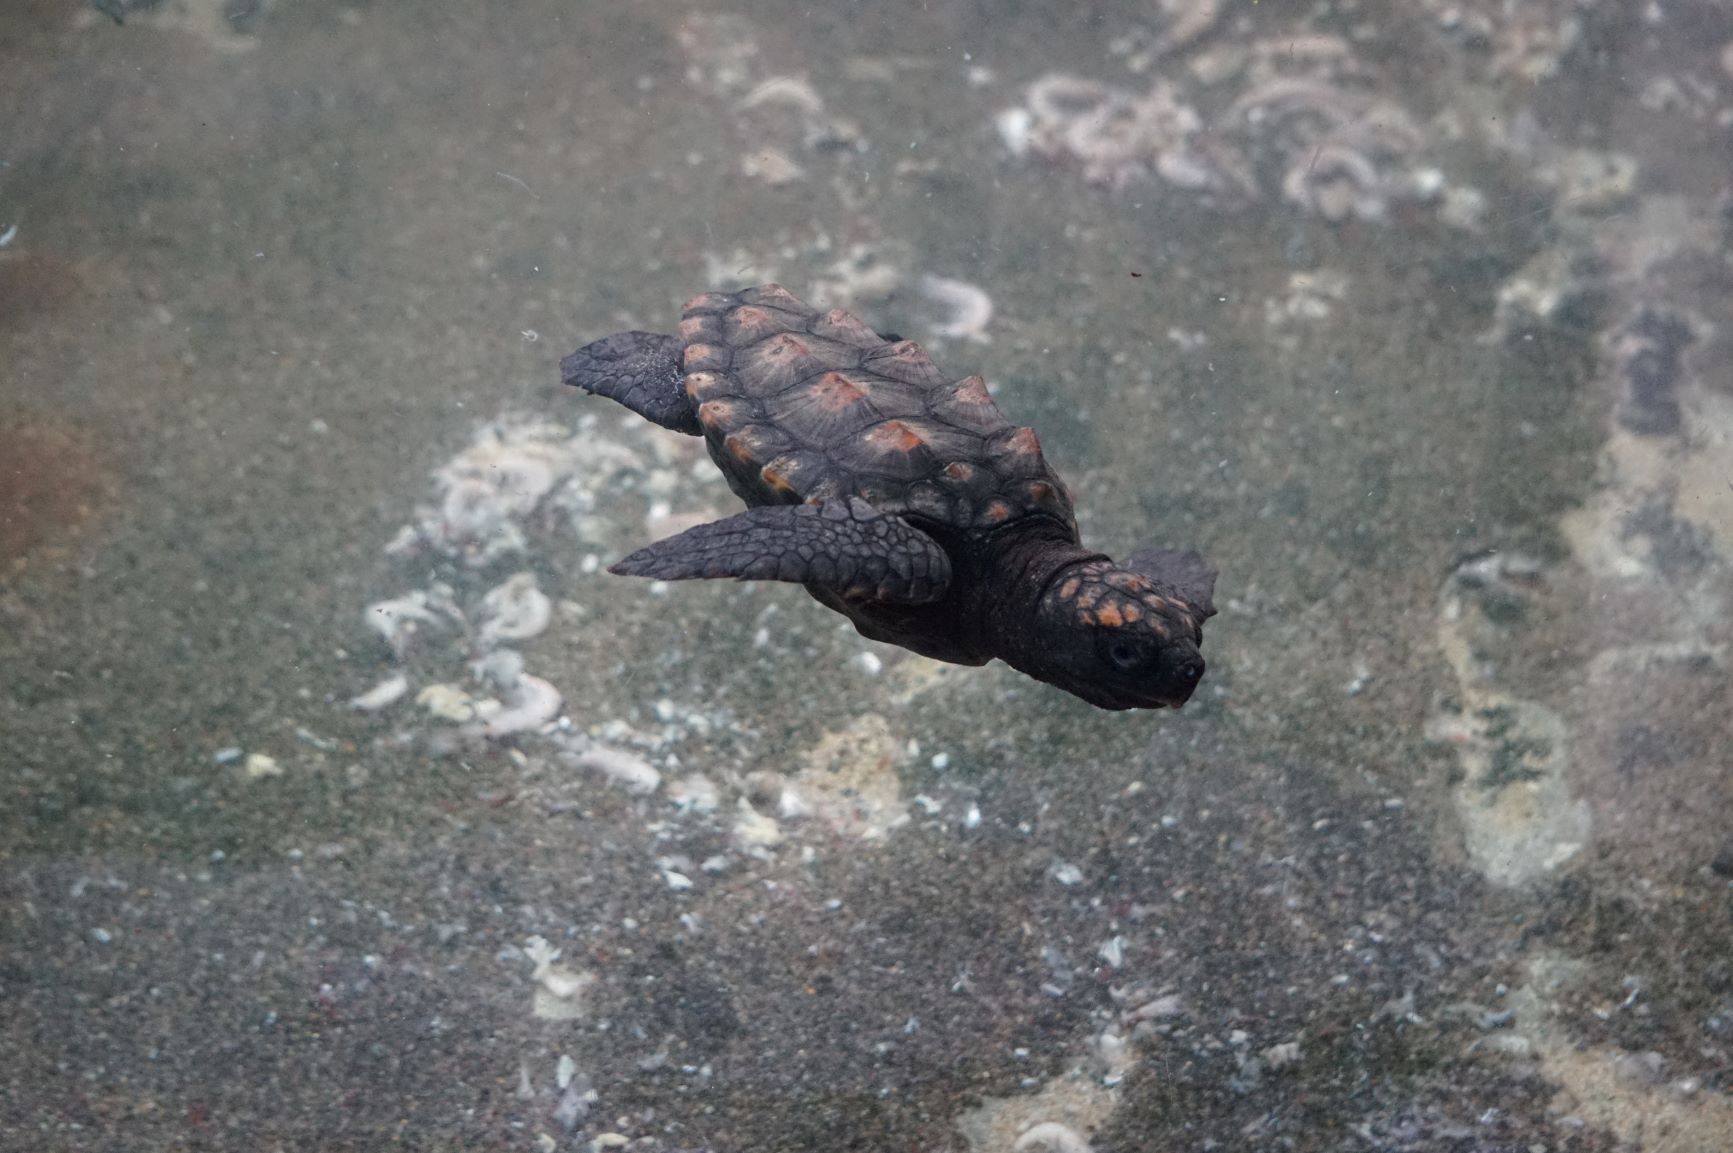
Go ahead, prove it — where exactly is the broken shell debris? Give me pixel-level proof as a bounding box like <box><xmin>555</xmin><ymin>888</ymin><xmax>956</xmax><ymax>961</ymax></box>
<box><xmin>999</xmin><ymin>29</ymin><xmax>1473</xmax><ymax>226</ymax></box>
<box><xmin>524</xmin><ymin>935</ymin><xmax>596</xmax><ymax>1021</ymax></box>
<box><xmin>345</xmin><ymin>407</ymin><xmax>970</xmax><ymax>887</ymax></box>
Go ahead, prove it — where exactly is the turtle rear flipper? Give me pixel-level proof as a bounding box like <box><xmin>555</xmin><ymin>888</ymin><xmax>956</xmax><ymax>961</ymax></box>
<box><xmin>561</xmin><ymin>331</ymin><xmax>701</xmax><ymax>435</ymax></box>
<box><xmin>610</xmin><ymin>497</ymin><xmax>951</xmax><ymax>605</ymax></box>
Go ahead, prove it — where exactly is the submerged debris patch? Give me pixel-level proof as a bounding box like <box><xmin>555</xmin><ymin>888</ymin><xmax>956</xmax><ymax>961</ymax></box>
<box><xmin>999</xmin><ymin>26</ymin><xmax>1473</xmax><ymax>225</ymax></box>
<box><xmin>1613</xmin><ymin>305</ymin><xmax>1696</xmax><ymax>436</ymax></box>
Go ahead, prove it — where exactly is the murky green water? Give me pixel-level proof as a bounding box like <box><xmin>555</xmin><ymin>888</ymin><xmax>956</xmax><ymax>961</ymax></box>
<box><xmin>4</xmin><ymin>2</ymin><xmax>1731</xmax><ymax>1150</ymax></box>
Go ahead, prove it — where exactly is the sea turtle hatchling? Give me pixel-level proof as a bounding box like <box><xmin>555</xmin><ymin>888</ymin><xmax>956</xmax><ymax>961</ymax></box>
<box><xmin>560</xmin><ymin>283</ymin><xmax>1216</xmax><ymax>711</ymax></box>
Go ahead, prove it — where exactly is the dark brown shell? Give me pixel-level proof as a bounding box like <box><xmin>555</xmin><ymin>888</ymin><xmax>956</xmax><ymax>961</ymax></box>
<box><xmin>677</xmin><ymin>284</ymin><xmax>1077</xmax><ymax>534</ymax></box>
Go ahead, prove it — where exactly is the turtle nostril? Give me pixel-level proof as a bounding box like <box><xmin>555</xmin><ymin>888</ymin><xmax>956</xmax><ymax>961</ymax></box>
<box><xmin>1158</xmin><ymin>644</ymin><xmax>1206</xmax><ymax>701</ymax></box>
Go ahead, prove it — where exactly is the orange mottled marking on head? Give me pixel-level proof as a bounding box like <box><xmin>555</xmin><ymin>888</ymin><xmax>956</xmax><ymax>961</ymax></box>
<box><xmin>683</xmin><ymin>291</ymin><xmax>729</xmax><ymax>313</ymax></box>
<box><xmin>1108</xmin><ymin>571</ymin><xmax>1154</xmax><ymax>593</ymax></box>
<box><xmin>760</xmin><ymin>465</ymin><xmax>798</xmax><ymax>495</ymax></box>
<box><xmin>813</xmin><ymin>371</ymin><xmax>868</xmax><ymax>410</ymax></box>
<box><xmin>1059</xmin><ymin>576</ymin><xmax>1081</xmax><ymax>600</ymax></box>
<box><xmin>982</xmin><ymin>499</ymin><xmax>1012</xmax><ymax>523</ymax></box>
<box><xmin>1005</xmin><ymin>426</ymin><xmax>1042</xmax><ymax>456</ymax></box>
<box><xmin>1095</xmin><ymin>602</ymin><xmax>1125</xmax><ymax>628</ymax></box>
<box><xmin>1121</xmin><ymin>603</ymin><xmax>1143</xmax><ymax>623</ymax></box>
<box><xmin>724</xmin><ymin>432</ymin><xmax>758</xmax><ymax>462</ymax></box>
<box><xmin>678</xmin><ymin>316</ymin><xmax>709</xmax><ymax>341</ymax></box>
<box><xmin>866</xmin><ymin>420</ymin><xmax>928</xmax><ymax>454</ymax></box>
<box><xmin>945</xmin><ymin>461</ymin><xmax>976</xmax><ymax>482</ymax></box>
<box><xmin>1026</xmin><ymin>481</ymin><xmax>1056</xmax><ymax>505</ymax></box>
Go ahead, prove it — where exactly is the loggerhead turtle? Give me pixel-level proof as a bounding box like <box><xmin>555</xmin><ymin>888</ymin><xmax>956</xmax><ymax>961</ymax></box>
<box><xmin>560</xmin><ymin>284</ymin><xmax>1216</xmax><ymax>710</ymax></box>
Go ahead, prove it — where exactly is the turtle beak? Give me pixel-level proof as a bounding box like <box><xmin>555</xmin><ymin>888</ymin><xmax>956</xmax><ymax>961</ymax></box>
<box><xmin>1156</xmin><ymin>643</ymin><xmax>1206</xmax><ymax>706</ymax></box>
<box><xmin>1110</xmin><ymin>641</ymin><xmax>1204</xmax><ymax>710</ymax></box>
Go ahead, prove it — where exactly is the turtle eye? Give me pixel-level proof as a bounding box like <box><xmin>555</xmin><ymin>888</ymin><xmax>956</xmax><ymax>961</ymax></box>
<box><xmin>1106</xmin><ymin>640</ymin><xmax>1142</xmax><ymax>671</ymax></box>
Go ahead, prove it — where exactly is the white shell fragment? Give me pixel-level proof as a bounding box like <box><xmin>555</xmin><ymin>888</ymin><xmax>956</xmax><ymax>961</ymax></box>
<box><xmin>364</xmin><ymin>588</ymin><xmax>451</xmax><ymax>655</ymax></box>
<box><xmin>668</xmin><ymin>773</ymin><xmax>722</xmax><ymax>813</ymax></box>
<box><xmin>417</xmin><ymin>683</ymin><xmax>479</xmax><ymax>723</ymax></box>
<box><xmin>1126</xmin><ymin>993</ymin><xmax>1184</xmax><ymax>1021</ymax></box>
<box><xmin>1051</xmin><ymin>861</ymin><xmax>1085</xmax><ymax>886</ymax></box>
<box><xmin>1262</xmin><ymin>1041</ymin><xmax>1303</xmax><ymax>1069</ymax></box>
<box><xmin>386</xmin><ymin>416</ymin><xmax>642</xmax><ymax>566</ymax></box>
<box><xmin>524</xmin><ymin>935</ymin><xmax>596</xmax><ymax>1021</ymax></box>
<box><xmin>567</xmin><ymin>746</ymin><xmax>662</xmax><ymax>794</ymax></box>
<box><xmin>919</xmin><ymin>274</ymin><xmax>994</xmax><ymax>343</ymax></box>
<box><xmin>480</xmin><ymin>674</ymin><xmax>563</xmax><ymax>739</ymax></box>
<box><xmin>1015</xmin><ymin>1122</ymin><xmax>1094</xmax><ymax>1153</ymax></box>
<box><xmin>477</xmin><ymin>572</ymin><xmax>552</xmax><ymax>647</ymax></box>
<box><xmin>732</xmin><ymin>797</ymin><xmax>785</xmax><ymax>847</ymax></box>
<box><xmin>349</xmin><ymin>674</ymin><xmax>409</xmax><ymax>712</ymax></box>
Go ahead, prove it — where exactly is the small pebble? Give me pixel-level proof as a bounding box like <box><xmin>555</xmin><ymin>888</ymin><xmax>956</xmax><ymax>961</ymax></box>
<box><xmin>1262</xmin><ymin>1041</ymin><xmax>1302</xmax><ymax>1069</ymax></box>
<box><xmin>416</xmin><ymin>683</ymin><xmax>477</xmax><ymax>723</ymax></box>
<box><xmin>570</xmin><ymin>746</ymin><xmax>661</xmax><ymax>794</ymax></box>
<box><xmin>1127</xmin><ymin>993</ymin><xmax>1184</xmax><ymax>1020</ymax></box>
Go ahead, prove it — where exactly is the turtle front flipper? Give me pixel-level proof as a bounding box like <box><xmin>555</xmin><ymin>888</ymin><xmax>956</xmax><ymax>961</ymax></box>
<box><xmin>1126</xmin><ymin>546</ymin><xmax>1218</xmax><ymax>620</ymax></box>
<box><xmin>560</xmin><ymin>331</ymin><xmax>701</xmax><ymax>435</ymax></box>
<box><xmin>610</xmin><ymin>497</ymin><xmax>951</xmax><ymax>605</ymax></box>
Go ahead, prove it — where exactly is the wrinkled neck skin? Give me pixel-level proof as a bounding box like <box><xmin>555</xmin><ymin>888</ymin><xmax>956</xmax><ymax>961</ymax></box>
<box><xmin>976</xmin><ymin>519</ymin><xmax>1106</xmax><ymax>679</ymax></box>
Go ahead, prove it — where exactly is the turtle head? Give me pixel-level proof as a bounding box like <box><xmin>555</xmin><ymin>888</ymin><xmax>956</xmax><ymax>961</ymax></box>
<box><xmin>1027</xmin><ymin>555</ymin><xmax>1215</xmax><ymax>711</ymax></box>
